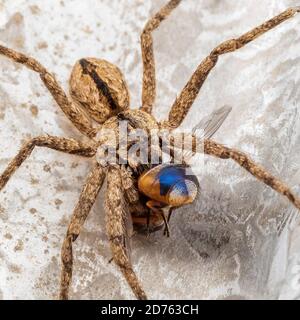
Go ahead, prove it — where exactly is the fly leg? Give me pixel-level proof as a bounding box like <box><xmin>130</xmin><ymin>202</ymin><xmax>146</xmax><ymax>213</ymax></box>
<box><xmin>146</xmin><ymin>200</ymin><xmax>171</xmax><ymax>237</ymax></box>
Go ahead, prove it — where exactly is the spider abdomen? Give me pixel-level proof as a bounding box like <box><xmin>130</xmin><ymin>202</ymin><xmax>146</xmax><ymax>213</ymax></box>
<box><xmin>69</xmin><ymin>58</ymin><xmax>130</xmax><ymax>124</ymax></box>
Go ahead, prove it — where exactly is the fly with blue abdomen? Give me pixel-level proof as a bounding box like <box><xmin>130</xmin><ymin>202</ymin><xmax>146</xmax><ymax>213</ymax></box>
<box><xmin>133</xmin><ymin>106</ymin><xmax>232</xmax><ymax>236</ymax></box>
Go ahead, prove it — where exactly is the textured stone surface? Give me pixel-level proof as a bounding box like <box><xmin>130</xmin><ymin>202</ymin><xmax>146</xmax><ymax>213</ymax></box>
<box><xmin>1</xmin><ymin>0</ymin><xmax>300</xmax><ymax>299</ymax></box>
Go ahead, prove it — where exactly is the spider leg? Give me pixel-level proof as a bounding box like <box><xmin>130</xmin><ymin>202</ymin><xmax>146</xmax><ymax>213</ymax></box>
<box><xmin>162</xmin><ymin>7</ymin><xmax>300</xmax><ymax>129</ymax></box>
<box><xmin>0</xmin><ymin>135</ymin><xmax>96</xmax><ymax>192</ymax></box>
<box><xmin>140</xmin><ymin>0</ymin><xmax>182</xmax><ymax>114</ymax></box>
<box><xmin>60</xmin><ymin>163</ymin><xmax>105</xmax><ymax>299</ymax></box>
<box><xmin>203</xmin><ymin>139</ymin><xmax>300</xmax><ymax>211</ymax></box>
<box><xmin>120</xmin><ymin>165</ymin><xmax>139</xmax><ymax>204</ymax></box>
<box><xmin>0</xmin><ymin>45</ymin><xmax>96</xmax><ymax>138</ymax></box>
<box><xmin>105</xmin><ymin>165</ymin><xmax>147</xmax><ymax>300</ymax></box>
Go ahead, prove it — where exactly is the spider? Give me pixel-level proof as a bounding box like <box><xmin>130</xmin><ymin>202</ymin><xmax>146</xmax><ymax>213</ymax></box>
<box><xmin>1</xmin><ymin>0</ymin><xmax>300</xmax><ymax>300</ymax></box>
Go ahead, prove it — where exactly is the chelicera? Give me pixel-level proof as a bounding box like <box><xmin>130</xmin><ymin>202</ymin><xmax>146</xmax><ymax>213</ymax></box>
<box><xmin>1</xmin><ymin>0</ymin><xmax>300</xmax><ymax>300</ymax></box>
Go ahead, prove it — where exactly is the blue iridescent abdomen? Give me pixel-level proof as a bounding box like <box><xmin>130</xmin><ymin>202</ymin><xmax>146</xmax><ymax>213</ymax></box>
<box><xmin>138</xmin><ymin>164</ymin><xmax>199</xmax><ymax>207</ymax></box>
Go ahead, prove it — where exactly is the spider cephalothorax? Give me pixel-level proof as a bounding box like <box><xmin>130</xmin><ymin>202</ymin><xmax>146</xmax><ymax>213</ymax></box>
<box><xmin>1</xmin><ymin>0</ymin><xmax>300</xmax><ymax>300</ymax></box>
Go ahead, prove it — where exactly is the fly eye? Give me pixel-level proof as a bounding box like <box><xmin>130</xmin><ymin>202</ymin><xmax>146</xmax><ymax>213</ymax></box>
<box><xmin>184</xmin><ymin>179</ymin><xmax>199</xmax><ymax>202</ymax></box>
<box><xmin>168</xmin><ymin>180</ymin><xmax>198</xmax><ymax>207</ymax></box>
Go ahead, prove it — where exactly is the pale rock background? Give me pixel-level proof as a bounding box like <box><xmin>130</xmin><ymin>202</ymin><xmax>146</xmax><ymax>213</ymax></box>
<box><xmin>0</xmin><ymin>0</ymin><xmax>300</xmax><ymax>300</ymax></box>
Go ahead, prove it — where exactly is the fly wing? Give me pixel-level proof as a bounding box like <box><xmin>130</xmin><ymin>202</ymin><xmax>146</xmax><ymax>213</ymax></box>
<box><xmin>192</xmin><ymin>105</ymin><xmax>232</xmax><ymax>140</ymax></box>
<box><xmin>161</xmin><ymin>106</ymin><xmax>232</xmax><ymax>164</ymax></box>
<box><xmin>181</xmin><ymin>106</ymin><xmax>232</xmax><ymax>162</ymax></box>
